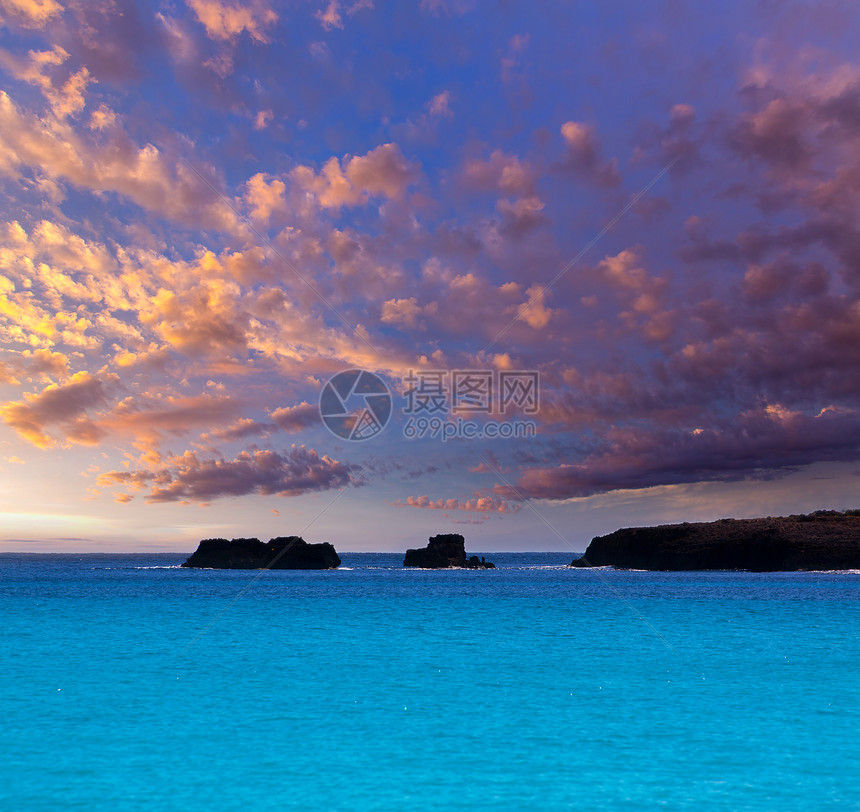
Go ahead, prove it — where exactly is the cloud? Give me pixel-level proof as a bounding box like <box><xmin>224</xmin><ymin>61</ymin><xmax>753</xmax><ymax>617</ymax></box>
<box><xmin>732</xmin><ymin>97</ymin><xmax>811</xmax><ymax>172</ymax></box>
<box><xmin>104</xmin><ymin>394</ymin><xmax>241</xmax><ymax>443</ymax></box>
<box><xmin>1</xmin><ymin>370</ymin><xmax>116</xmax><ymax>448</ymax></box>
<box><xmin>270</xmin><ymin>402</ymin><xmax>319</xmax><ymax>433</ymax></box>
<box><xmin>291</xmin><ymin>143</ymin><xmax>419</xmax><ymax>209</ymax></box>
<box><xmin>254</xmin><ymin>109</ymin><xmax>273</xmax><ymax>130</ymax></box>
<box><xmin>186</xmin><ymin>0</ymin><xmax>277</xmax><ymax>43</ymax></box>
<box><xmin>462</xmin><ymin>149</ymin><xmax>534</xmax><ymax>196</ymax></box>
<box><xmin>729</xmin><ymin>58</ymin><xmax>860</xmax><ymax>199</ymax></box>
<box><xmin>204</xmin><ymin>417</ymin><xmax>273</xmax><ymax>442</ymax></box>
<box><xmin>411</xmin><ymin>268</ymin><xmax>537</xmax><ymax>341</ymax></box>
<box><xmin>633</xmin><ymin>103</ymin><xmax>700</xmax><ymax>172</ymax></box>
<box><xmin>515</xmin><ymin>284</ymin><xmax>553</xmax><ymax>330</ymax></box>
<box><xmin>0</xmin><ymin>349</ymin><xmax>68</xmax><ymax>383</ymax></box>
<box><xmin>315</xmin><ymin>0</ymin><xmax>342</xmax><ymax>30</ymax></box>
<box><xmin>594</xmin><ymin>247</ymin><xmax>673</xmax><ymax>340</ymax></box>
<box><xmin>0</xmin><ymin>93</ymin><xmax>240</xmax><ymax>231</ymax></box>
<box><xmin>315</xmin><ymin>0</ymin><xmax>375</xmax><ymax>31</ymax></box>
<box><xmin>0</xmin><ymin>45</ymin><xmax>93</xmax><ymax>119</ymax></box>
<box><xmin>98</xmin><ymin>444</ymin><xmax>357</xmax><ymax>503</ymax></box>
<box><xmin>0</xmin><ymin>0</ymin><xmax>63</xmax><ymax>28</ymax></box>
<box><xmin>4</xmin><ymin>18</ymin><xmax>860</xmax><ymax>523</ymax></box>
<box><xmin>245</xmin><ymin>172</ymin><xmax>286</xmax><ymax>223</ymax></box>
<box><xmin>559</xmin><ymin>121</ymin><xmax>621</xmax><ymax>187</ymax></box>
<box><xmin>419</xmin><ymin>0</ymin><xmax>476</xmax><ymax>15</ymax></box>
<box><xmin>398</xmin><ymin>91</ymin><xmax>455</xmax><ymax>143</ymax></box>
<box><xmin>0</xmin><ymin>360</ymin><xmax>19</xmax><ymax>384</ymax></box>
<box><xmin>17</xmin><ymin>348</ymin><xmax>69</xmax><ymax>379</ymax></box>
<box><xmin>496</xmin><ymin>195</ymin><xmax>547</xmax><ymax>237</ymax></box>
<box><xmin>497</xmin><ymin>406</ymin><xmax>860</xmax><ymax>501</ymax></box>
<box><xmin>500</xmin><ymin>32</ymin><xmax>529</xmax><ymax>83</ymax></box>
<box><xmin>427</xmin><ymin>90</ymin><xmax>452</xmax><ymax>118</ymax></box>
<box><xmin>380</xmin><ymin>297</ymin><xmax>425</xmax><ymax>329</ymax></box>
<box><xmin>141</xmin><ymin>280</ymin><xmax>249</xmax><ymax>356</ymax></box>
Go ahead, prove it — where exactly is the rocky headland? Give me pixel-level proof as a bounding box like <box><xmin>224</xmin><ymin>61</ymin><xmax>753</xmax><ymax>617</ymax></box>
<box><xmin>570</xmin><ymin>510</ymin><xmax>860</xmax><ymax>571</ymax></box>
<box><xmin>182</xmin><ymin>536</ymin><xmax>341</xmax><ymax>569</ymax></box>
<box><xmin>404</xmin><ymin>534</ymin><xmax>495</xmax><ymax>568</ymax></box>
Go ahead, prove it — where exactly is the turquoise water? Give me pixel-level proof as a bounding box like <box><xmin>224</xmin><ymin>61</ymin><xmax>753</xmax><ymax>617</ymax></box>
<box><xmin>2</xmin><ymin>552</ymin><xmax>860</xmax><ymax>811</ymax></box>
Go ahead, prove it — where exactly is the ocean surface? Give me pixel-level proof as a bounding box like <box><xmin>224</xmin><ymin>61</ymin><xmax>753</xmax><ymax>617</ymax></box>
<box><xmin>2</xmin><ymin>552</ymin><xmax>860</xmax><ymax>811</ymax></box>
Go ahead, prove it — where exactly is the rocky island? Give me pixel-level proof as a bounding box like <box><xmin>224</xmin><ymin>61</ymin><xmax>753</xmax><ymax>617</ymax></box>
<box><xmin>570</xmin><ymin>510</ymin><xmax>860</xmax><ymax>571</ymax></box>
<box><xmin>182</xmin><ymin>536</ymin><xmax>341</xmax><ymax>569</ymax></box>
<box><xmin>404</xmin><ymin>534</ymin><xmax>495</xmax><ymax>568</ymax></box>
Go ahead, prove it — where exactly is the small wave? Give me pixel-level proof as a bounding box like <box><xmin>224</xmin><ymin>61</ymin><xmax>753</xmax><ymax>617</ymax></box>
<box><xmin>358</xmin><ymin>566</ymin><xmax>401</xmax><ymax>570</ymax></box>
<box><xmin>133</xmin><ymin>565</ymin><xmax>182</xmax><ymax>569</ymax></box>
<box><xmin>796</xmin><ymin>569</ymin><xmax>860</xmax><ymax>575</ymax></box>
<box><xmin>567</xmin><ymin>564</ymin><xmax>615</xmax><ymax>571</ymax></box>
<box><xmin>515</xmin><ymin>564</ymin><xmax>572</xmax><ymax>570</ymax></box>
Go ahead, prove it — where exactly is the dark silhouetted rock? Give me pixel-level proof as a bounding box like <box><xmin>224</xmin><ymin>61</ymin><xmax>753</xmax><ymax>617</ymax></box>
<box><xmin>404</xmin><ymin>534</ymin><xmax>495</xmax><ymax>568</ymax></box>
<box><xmin>570</xmin><ymin>510</ymin><xmax>860</xmax><ymax>571</ymax></box>
<box><xmin>182</xmin><ymin>536</ymin><xmax>341</xmax><ymax>569</ymax></box>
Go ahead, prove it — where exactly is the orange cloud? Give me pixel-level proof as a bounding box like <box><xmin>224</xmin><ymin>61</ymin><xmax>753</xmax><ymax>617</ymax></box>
<box><xmin>0</xmin><ymin>359</ymin><xmax>19</xmax><ymax>384</ymax></box>
<box><xmin>245</xmin><ymin>172</ymin><xmax>286</xmax><ymax>223</ymax></box>
<box><xmin>0</xmin><ymin>45</ymin><xmax>93</xmax><ymax>119</ymax></box>
<box><xmin>0</xmin><ymin>92</ymin><xmax>240</xmax><ymax>231</ymax></box>
<box><xmin>0</xmin><ymin>370</ymin><xmax>116</xmax><ymax>448</ymax></box>
<box><xmin>102</xmin><ymin>393</ymin><xmax>242</xmax><ymax>448</ymax></box>
<box><xmin>141</xmin><ymin>280</ymin><xmax>248</xmax><ymax>356</ymax></box>
<box><xmin>380</xmin><ymin>297</ymin><xmax>424</xmax><ymax>329</ymax></box>
<box><xmin>186</xmin><ymin>0</ymin><xmax>278</xmax><ymax>43</ymax></box>
<box><xmin>0</xmin><ymin>0</ymin><xmax>63</xmax><ymax>28</ymax></box>
<box><xmin>291</xmin><ymin>143</ymin><xmax>419</xmax><ymax>209</ymax></box>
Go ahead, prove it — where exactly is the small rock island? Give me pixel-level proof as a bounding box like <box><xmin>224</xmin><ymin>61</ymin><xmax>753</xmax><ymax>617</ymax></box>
<box><xmin>182</xmin><ymin>536</ymin><xmax>341</xmax><ymax>569</ymax></box>
<box><xmin>570</xmin><ymin>510</ymin><xmax>860</xmax><ymax>571</ymax></box>
<box><xmin>404</xmin><ymin>534</ymin><xmax>495</xmax><ymax>568</ymax></box>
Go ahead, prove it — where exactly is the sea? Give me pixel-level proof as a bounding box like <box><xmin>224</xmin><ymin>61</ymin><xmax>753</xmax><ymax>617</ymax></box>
<box><xmin>2</xmin><ymin>551</ymin><xmax>859</xmax><ymax>811</ymax></box>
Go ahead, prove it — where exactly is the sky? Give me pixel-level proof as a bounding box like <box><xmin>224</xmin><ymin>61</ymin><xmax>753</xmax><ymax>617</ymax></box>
<box><xmin>2</xmin><ymin>0</ymin><xmax>860</xmax><ymax>552</ymax></box>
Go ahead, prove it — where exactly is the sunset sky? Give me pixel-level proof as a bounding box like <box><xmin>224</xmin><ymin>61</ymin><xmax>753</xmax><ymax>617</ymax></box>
<box><xmin>2</xmin><ymin>0</ymin><xmax>860</xmax><ymax>551</ymax></box>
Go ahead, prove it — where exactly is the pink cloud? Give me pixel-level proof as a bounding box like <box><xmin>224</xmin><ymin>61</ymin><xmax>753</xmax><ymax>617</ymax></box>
<box><xmin>427</xmin><ymin>90</ymin><xmax>452</xmax><ymax>118</ymax></box>
<box><xmin>380</xmin><ymin>297</ymin><xmax>426</xmax><ymax>329</ymax></box>
<box><xmin>270</xmin><ymin>402</ymin><xmax>319</xmax><ymax>433</ymax></box>
<box><xmin>462</xmin><ymin>149</ymin><xmax>535</xmax><ymax>196</ymax></box>
<box><xmin>0</xmin><ymin>92</ymin><xmax>240</xmax><ymax>230</ymax></box>
<box><xmin>559</xmin><ymin>121</ymin><xmax>620</xmax><ymax>187</ymax></box>
<box><xmin>98</xmin><ymin>444</ymin><xmax>358</xmax><ymax>503</ymax></box>
<box><xmin>497</xmin><ymin>406</ymin><xmax>860</xmax><ymax>501</ymax></box>
<box><xmin>291</xmin><ymin>143</ymin><xmax>419</xmax><ymax>209</ymax></box>
<box><xmin>105</xmin><ymin>394</ymin><xmax>242</xmax><ymax>442</ymax></box>
<box><xmin>204</xmin><ymin>417</ymin><xmax>273</xmax><ymax>442</ymax></box>
<box><xmin>1</xmin><ymin>370</ymin><xmax>116</xmax><ymax>448</ymax></box>
<box><xmin>315</xmin><ymin>1</ymin><xmax>343</xmax><ymax>30</ymax></box>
